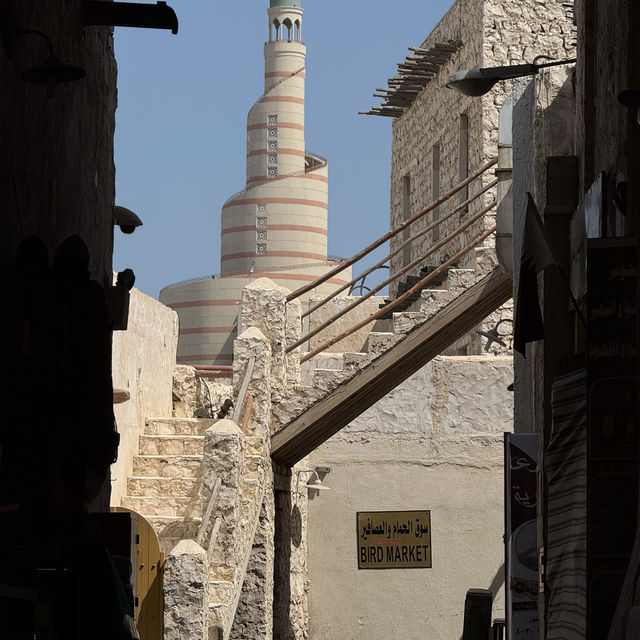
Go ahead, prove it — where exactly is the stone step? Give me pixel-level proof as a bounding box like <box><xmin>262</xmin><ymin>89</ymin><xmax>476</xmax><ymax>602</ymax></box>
<box><xmin>138</xmin><ymin>434</ymin><xmax>205</xmax><ymax>456</ymax></box>
<box><xmin>121</xmin><ymin>495</ymin><xmax>204</xmax><ymax>518</ymax></box>
<box><xmin>365</xmin><ymin>332</ymin><xmax>403</xmax><ymax>359</ymax></box>
<box><xmin>144</xmin><ymin>417</ymin><xmax>215</xmax><ymax>436</ymax></box>
<box><xmin>419</xmin><ymin>288</ymin><xmax>457</xmax><ymax>317</ymax></box>
<box><xmin>474</xmin><ymin>245</ymin><xmax>498</xmax><ymax>276</ymax></box>
<box><xmin>132</xmin><ymin>454</ymin><xmax>203</xmax><ymax>479</ymax></box>
<box><xmin>145</xmin><ymin>515</ymin><xmax>201</xmax><ymax>550</ymax></box>
<box><xmin>444</xmin><ymin>268</ymin><xmax>476</xmax><ymax>291</ymax></box>
<box><xmin>392</xmin><ymin>311</ymin><xmax>426</xmax><ymax>335</ymax></box>
<box><xmin>312</xmin><ymin>368</ymin><xmax>351</xmax><ymax>392</ymax></box>
<box><xmin>126</xmin><ymin>475</ymin><xmax>199</xmax><ymax>498</ymax></box>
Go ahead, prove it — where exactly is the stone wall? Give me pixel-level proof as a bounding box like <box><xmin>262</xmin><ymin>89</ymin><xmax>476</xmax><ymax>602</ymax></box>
<box><xmin>307</xmin><ymin>356</ymin><xmax>513</xmax><ymax>639</ymax></box>
<box><xmin>0</xmin><ymin>0</ymin><xmax>117</xmax><ymax>289</ymax></box>
<box><xmin>307</xmin><ymin>294</ymin><xmax>387</xmax><ymax>353</ymax></box>
<box><xmin>388</xmin><ymin>0</ymin><xmax>575</xmax><ymax>293</ymax></box>
<box><xmin>111</xmin><ymin>288</ymin><xmax>179</xmax><ymax>504</ymax></box>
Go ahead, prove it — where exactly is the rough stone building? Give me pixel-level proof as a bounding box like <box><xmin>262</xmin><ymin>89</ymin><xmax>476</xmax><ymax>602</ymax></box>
<box><xmin>507</xmin><ymin>0</ymin><xmax>640</xmax><ymax>637</ymax></box>
<box><xmin>159</xmin><ymin>0</ymin><xmax>351</xmax><ymax>367</ymax></box>
<box><xmin>106</xmin><ymin>2</ymin><xmax>600</xmax><ymax>640</ymax></box>
<box><xmin>303</xmin><ymin>1</ymin><xmax>573</xmax><ymax>638</ymax></box>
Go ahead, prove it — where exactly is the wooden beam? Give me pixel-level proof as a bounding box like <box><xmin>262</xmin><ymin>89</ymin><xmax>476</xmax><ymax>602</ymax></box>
<box><xmin>271</xmin><ymin>268</ymin><xmax>512</xmax><ymax>465</ymax></box>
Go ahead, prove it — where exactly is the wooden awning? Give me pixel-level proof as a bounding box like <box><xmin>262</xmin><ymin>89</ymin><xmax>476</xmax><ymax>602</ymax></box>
<box><xmin>359</xmin><ymin>40</ymin><xmax>463</xmax><ymax>118</ymax></box>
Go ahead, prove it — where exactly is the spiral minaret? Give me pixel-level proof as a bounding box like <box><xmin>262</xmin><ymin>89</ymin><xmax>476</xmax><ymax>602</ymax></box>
<box><xmin>160</xmin><ymin>0</ymin><xmax>350</xmax><ymax>366</ymax></box>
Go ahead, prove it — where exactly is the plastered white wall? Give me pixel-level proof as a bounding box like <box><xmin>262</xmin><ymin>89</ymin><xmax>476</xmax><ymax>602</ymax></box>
<box><xmin>111</xmin><ymin>288</ymin><xmax>178</xmax><ymax>505</ymax></box>
<box><xmin>307</xmin><ymin>356</ymin><xmax>513</xmax><ymax>639</ymax></box>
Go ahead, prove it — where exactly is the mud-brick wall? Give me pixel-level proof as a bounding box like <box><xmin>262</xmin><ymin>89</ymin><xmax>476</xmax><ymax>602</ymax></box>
<box><xmin>388</xmin><ymin>0</ymin><xmax>575</xmax><ymax>293</ymax></box>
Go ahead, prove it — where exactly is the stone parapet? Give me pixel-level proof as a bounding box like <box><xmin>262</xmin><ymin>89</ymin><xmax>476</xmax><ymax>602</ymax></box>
<box><xmin>164</xmin><ymin>540</ymin><xmax>210</xmax><ymax>640</ymax></box>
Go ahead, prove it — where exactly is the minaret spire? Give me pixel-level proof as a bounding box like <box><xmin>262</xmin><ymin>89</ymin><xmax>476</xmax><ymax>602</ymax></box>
<box><xmin>221</xmin><ymin>0</ymin><xmax>316</xmax><ymax>277</ymax></box>
<box><xmin>160</xmin><ymin>0</ymin><xmax>352</xmax><ymax>368</ymax></box>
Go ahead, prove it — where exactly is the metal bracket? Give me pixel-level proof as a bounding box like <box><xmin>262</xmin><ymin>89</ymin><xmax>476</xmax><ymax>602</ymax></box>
<box><xmin>84</xmin><ymin>1</ymin><xmax>178</xmax><ymax>34</ymax></box>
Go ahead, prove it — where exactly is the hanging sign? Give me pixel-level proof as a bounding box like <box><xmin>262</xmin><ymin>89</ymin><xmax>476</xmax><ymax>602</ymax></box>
<box><xmin>357</xmin><ymin>510</ymin><xmax>431</xmax><ymax>569</ymax></box>
<box><xmin>505</xmin><ymin>434</ymin><xmax>539</xmax><ymax>638</ymax></box>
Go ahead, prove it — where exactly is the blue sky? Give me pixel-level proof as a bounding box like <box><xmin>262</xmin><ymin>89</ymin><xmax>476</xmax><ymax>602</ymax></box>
<box><xmin>113</xmin><ymin>0</ymin><xmax>455</xmax><ymax>298</ymax></box>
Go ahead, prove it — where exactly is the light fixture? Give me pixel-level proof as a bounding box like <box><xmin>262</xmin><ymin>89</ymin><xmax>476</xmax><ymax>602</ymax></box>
<box><xmin>10</xmin><ymin>30</ymin><xmax>86</xmax><ymax>96</ymax></box>
<box><xmin>298</xmin><ymin>467</ymin><xmax>331</xmax><ymax>492</ymax></box>
<box><xmin>84</xmin><ymin>1</ymin><xmax>179</xmax><ymax>34</ymax></box>
<box><xmin>113</xmin><ymin>206</ymin><xmax>143</xmax><ymax>234</ymax></box>
<box><xmin>618</xmin><ymin>89</ymin><xmax>640</xmax><ymax>125</ymax></box>
<box><xmin>447</xmin><ymin>56</ymin><xmax>576</xmax><ymax>97</ymax></box>
<box><xmin>476</xmin><ymin>318</ymin><xmax>513</xmax><ymax>351</ymax></box>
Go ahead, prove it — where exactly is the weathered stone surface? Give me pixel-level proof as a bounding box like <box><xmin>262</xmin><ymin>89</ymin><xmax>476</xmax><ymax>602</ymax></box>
<box><xmin>164</xmin><ymin>540</ymin><xmax>209</xmax><ymax>640</ymax></box>
<box><xmin>271</xmin><ymin>386</ymin><xmax>326</xmax><ymax>435</ymax></box>
<box><xmin>445</xmin><ymin>268</ymin><xmax>477</xmax><ymax>292</ymax></box>
<box><xmin>392</xmin><ymin>311</ymin><xmax>427</xmax><ymax>334</ymax></box>
<box><xmin>203</xmin><ymin>419</ymin><xmax>246</xmax><ymax>566</ymax></box>
<box><xmin>239</xmin><ymin>279</ymin><xmax>289</xmax><ymax>389</ymax></box>
<box><xmin>172</xmin><ymin>365</ymin><xmax>199</xmax><ymax>417</ymax></box>
<box><xmin>145</xmin><ymin>418</ymin><xmax>215</xmax><ymax>436</ymax></box>
<box><xmin>138</xmin><ymin>435</ymin><xmax>205</xmax><ymax>456</ymax></box>
<box><xmin>230</xmin><ymin>487</ymin><xmax>275</xmax><ymax>640</ymax></box>
<box><xmin>132</xmin><ymin>455</ymin><xmax>203</xmax><ymax>479</ymax></box>
<box><xmin>307</xmin><ymin>295</ymin><xmax>385</xmax><ymax>354</ymax></box>
<box><xmin>127</xmin><ymin>476</ymin><xmax>199</xmax><ymax>498</ymax></box>
<box><xmin>285</xmin><ymin>297</ymin><xmax>303</xmax><ymax>386</ymax></box>
<box><xmin>418</xmin><ymin>288</ymin><xmax>456</xmax><ymax>318</ymax></box>
<box><xmin>121</xmin><ymin>495</ymin><xmax>205</xmax><ymax>518</ymax></box>
<box><xmin>233</xmin><ymin>328</ymin><xmax>273</xmax><ymax>437</ymax></box>
<box><xmin>365</xmin><ymin>332</ymin><xmax>404</xmax><ymax>359</ymax></box>
<box><xmin>172</xmin><ymin>366</ymin><xmax>231</xmax><ymax>419</ymax></box>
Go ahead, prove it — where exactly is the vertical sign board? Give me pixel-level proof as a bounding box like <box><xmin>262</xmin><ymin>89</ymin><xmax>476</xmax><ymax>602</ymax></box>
<box><xmin>357</xmin><ymin>511</ymin><xmax>431</xmax><ymax>569</ymax></box>
<box><xmin>505</xmin><ymin>434</ymin><xmax>539</xmax><ymax>638</ymax></box>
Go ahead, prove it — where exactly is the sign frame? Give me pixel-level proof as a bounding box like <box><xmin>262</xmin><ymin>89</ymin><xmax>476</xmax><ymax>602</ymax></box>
<box><xmin>356</xmin><ymin>510</ymin><xmax>432</xmax><ymax>570</ymax></box>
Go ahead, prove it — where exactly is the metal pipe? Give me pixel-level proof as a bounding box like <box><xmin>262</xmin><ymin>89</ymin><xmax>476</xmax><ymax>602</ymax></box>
<box><xmin>286</xmin><ymin>157</ymin><xmax>497</xmax><ymax>302</ymax></box>
<box><xmin>299</xmin><ymin>226</ymin><xmax>497</xmax><ymax>363</ymax></box>
<box><xmin>302</xmin><ymin>179</ymin><xmax>497</xmax><ymax>319</ymax></box>
<box><xmin>288</xmin><ymin>201</ymin><xmax>495</xmax><ymax>353</ymax></box>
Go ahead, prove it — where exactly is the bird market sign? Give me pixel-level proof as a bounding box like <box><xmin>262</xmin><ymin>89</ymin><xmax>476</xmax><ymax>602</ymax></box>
<box><xmin>357</xmin><ymin>511</ymin><xmax>432</xmax><ymax>569</ymax></box>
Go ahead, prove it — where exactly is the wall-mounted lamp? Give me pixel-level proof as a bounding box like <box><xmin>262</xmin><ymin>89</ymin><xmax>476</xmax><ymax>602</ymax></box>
<box><xmin>84</xmin><ymin>1</ymin><xmax>179</xmax><ymax>34</ymax></box>
<box><xmin>10</xmin><ymin>30</ymin><xmax>86</xmax><ymax>96</ymax></box>
<box><xmin>618</xmin><ymin>89</ymin><xmax>640</xmax><ymax>125</ymax></box>
<box><xmin>113</xmin><ymin>206</ymin><xmax>143</xmax><ymax>234</ymax></box>
<box><xmin>476</xmin><ymin>318</ymin><xmax>513</xmax><ymax>351</ymax></box>
<box><xmin>447</xmin><ymin>56</ymin><xmax>576</xmax><ymax>97</ymax></box>
<box><xmin>298</xmin><ymin>466</ymin><xmax>331</xmax><ymax>492</ymax></box>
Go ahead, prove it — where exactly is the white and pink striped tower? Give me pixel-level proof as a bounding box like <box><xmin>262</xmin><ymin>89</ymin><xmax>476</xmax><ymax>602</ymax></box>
<box><xmin>160</xmin><ymin>0</ymin><xmax>350</xmax><ymax>367</ymax></box>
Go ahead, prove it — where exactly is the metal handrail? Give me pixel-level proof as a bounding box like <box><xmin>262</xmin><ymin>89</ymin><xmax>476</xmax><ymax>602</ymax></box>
<box><xmin>302</xmin><ymin>178</ymin><xmax>498</xmax><ymax>319</ymax></box>
<box><xmin>286</xmin><ymin>199</ymin><xmax>495</xmax><ymax>353</ymax></box>
<box><xmin>299</xmin><ymin>224</ymin><xmax>497</xmax><ymax>363</ymax></box>
<box><xmin>196</xmin><ymin>475</ymin><xmax>222</xmax><ymax>547</ymax></box>
<box><xmin>285</xmin><ymin>156</ymin><xmax>498</xmax><ymax>302</ymax></box>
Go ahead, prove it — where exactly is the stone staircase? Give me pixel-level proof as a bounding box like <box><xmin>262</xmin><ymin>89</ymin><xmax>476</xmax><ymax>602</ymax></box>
<box><xmin>123</xmin><ymin>417</ymin><xmax>212</xmax><ymax>552</ymax></box>
<box><xmin>303</xmin><ymin>246</ymin><xmax>509</xmax><ymax>393</ymax></box>
<box><xmin>121</xmin><ymin>414</ymin><xmax>270</xmax><ymax>639</ymax></box>
<box><xmin>272</xmin><ymin>246</ymin><xmax>513</xmax><ymax>464</ymax></box>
